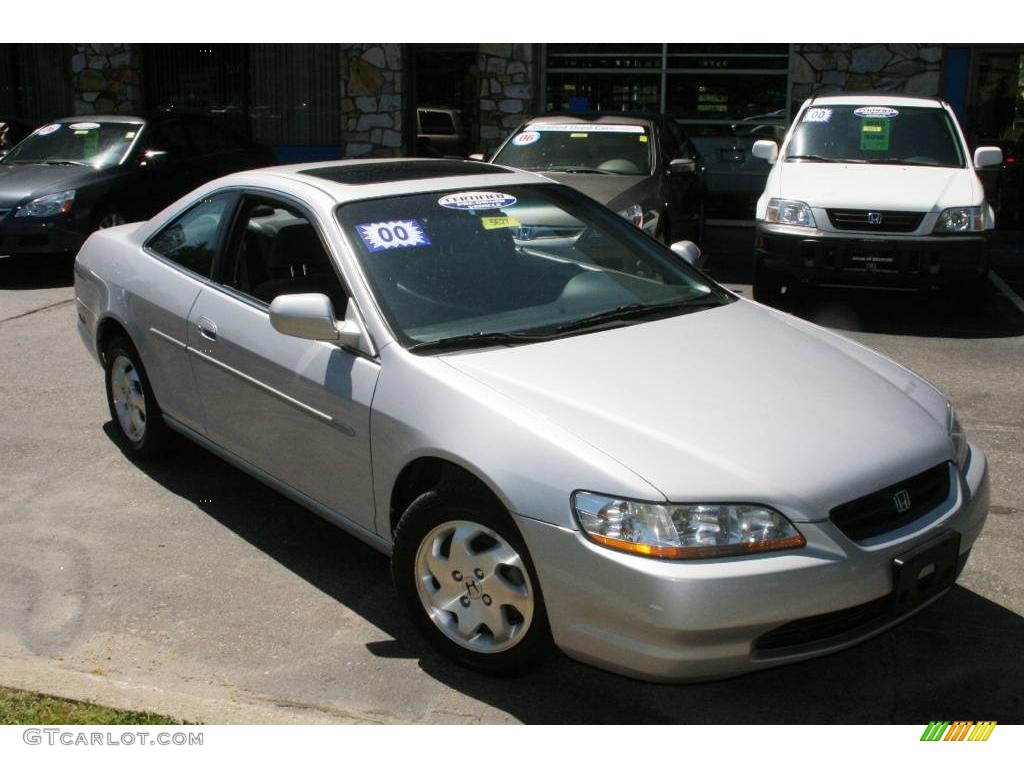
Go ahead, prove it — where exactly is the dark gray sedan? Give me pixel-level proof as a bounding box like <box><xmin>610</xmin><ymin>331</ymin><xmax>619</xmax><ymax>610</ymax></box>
<box><xmin>487</xmin><ymin>113</ymin><xmax>705</xmax><ymax>246</ymax></box>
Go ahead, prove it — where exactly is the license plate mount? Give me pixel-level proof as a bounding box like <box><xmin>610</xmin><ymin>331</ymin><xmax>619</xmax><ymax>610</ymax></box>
<box><xmin>892</xmin><ymin>530</ymin><xmax>961</xmax><ymax>613</ymax></box>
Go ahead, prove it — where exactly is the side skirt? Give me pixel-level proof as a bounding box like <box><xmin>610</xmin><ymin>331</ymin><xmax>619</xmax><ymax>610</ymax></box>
<box><xmin>162</xmin><ymin>413</ymin><xmax>393</xmax><ymax>557</ymax></box>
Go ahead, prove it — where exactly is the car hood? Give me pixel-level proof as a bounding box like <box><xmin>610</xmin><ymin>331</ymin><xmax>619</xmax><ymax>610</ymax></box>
<box><xmin>540</xmin><ymin>171</ymin><xmax>653</xmax><ymax>209</ymax></box>
<box><xmin>774</xmin><ymin>162</ymin><xmax>979</xmax><ymax>210</ymax></box>
<box><xmin>441</xmin><ymin>300</ymin><xmax>953</xmax><ymax>520</ymax></box>
<box><xmin>0</xmin><ymin>163</ymin><xmax>101</xmax><ymax>207</ymax></box>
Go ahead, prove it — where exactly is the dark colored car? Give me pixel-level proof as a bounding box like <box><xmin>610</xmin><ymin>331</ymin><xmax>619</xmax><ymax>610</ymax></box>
<box><xmin>0</xmin><ymin>113</ymin><xmax>273</xmax><ymax>263</ymax></box>
<box><xmin>0</xmin><ymin>116</ymin><xmax>36</xmax><ymax>156</ymax></box>
<box><xmin>487</xmin><ymin>113</ymin><xmax>705</xmax><ymax>245</ymax></box>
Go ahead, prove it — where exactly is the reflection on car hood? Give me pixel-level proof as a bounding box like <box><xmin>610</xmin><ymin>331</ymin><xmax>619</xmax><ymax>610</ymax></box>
<box><xmin>540</xmin><ymin>171</ymin><xmax>653</xmax><ymax>208</ymax></box>
<box><xmin>442</xmin><ymin>300</ymin><xmax>953</xmax><ymax>521</ymax></box>
<box><xmin>0</xmin><ymin>163</ymin><xmax>102</xmax><ymax>207</ymax></box>
<box><xmin>775</xmin><ymin>162</ymin><xmax>979</xmax><ymax>210</ymax></box>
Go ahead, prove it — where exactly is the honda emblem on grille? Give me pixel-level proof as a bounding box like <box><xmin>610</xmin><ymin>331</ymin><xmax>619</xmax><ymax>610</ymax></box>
<box><xmin>892</xmin><ymin>489</ymin><xmax>912</xmax><ymax>513</ymax></box>
<box><xmin>867</xmin><ymin>212</ymin><xmax>883</xmax><ymax>225</ymax></box>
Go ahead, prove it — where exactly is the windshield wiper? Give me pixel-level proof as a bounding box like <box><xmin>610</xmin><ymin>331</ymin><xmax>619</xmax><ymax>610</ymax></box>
<box><xmin>787</xmin><ymin>154</ymin><xmax>867</xmax><ymax>164</ymax></box>
<box><xmin>867</xmin><ymin>159</ymin><xmax>947</xmax><ymax>167</ymax></box>
<box><xmin>543</xmin><ymin>165</ymin><xmax>618</xmax><ymax>175</ymax></box>
<box><xmin>549</xmin><ymin>297</ymin><xmax>721</xmax><ymax>336</ymax></box>
<box><xmin>407</xmin><ymin>330</ymin><xmax>549</xmax><ymax>354</ymax></box>
<box><xmin>41</xmin><ymin>160</ymin><xmax>89</xmax><ymax>166</ymax></box>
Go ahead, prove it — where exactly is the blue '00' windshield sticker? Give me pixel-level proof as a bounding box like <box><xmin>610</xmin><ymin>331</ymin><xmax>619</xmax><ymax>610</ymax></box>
<box><xmin>438</xmin><ymin>191</ymin><xmax>518</xmax><ymax>210</ymax></box>
<box><xmin>357</xmin><ymin>219</ymin><xmax>431</xmax><ymax>252</ymax></box>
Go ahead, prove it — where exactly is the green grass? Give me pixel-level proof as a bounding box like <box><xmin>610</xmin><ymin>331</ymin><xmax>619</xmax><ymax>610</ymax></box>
<box><xmin>0</xmin><ymin>686</ymin><xmax>184</xmax><ymax>725</ymax></box>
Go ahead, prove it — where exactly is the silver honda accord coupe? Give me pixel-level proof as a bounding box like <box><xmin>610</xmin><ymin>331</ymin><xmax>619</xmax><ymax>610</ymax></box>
<box><xmin>73</xmin><ymin>158</ymin><xmax>989</xmax><ymax>682</ymax></box>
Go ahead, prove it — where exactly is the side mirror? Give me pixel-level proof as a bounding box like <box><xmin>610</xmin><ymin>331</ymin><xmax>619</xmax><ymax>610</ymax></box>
<box><xmin>269</xmin><ymin>293</ymin><xmax>365</xmax><ymax>349</ymax></box>
<box><xmin>668</xmin><ymin>157</ymin><xmax>697</xmax><ymax>175</ymax></box>
<box><xmin>139</xmin><ymin>149</ymin><xmax>168</xmax><ymax>168</ymax></box>
<box><xmin>752</xmin><ymin>140</ymin><xmax>779</xmax><ymax>164</ymax></box>
<box><xmin>468</xmin><ymin>153</ymin><xmax>485</xmax><ymax>161</ymax></box>
<box><xmin>974</xmin><ymin>146</ymin><xmax>1003</xmax><ymax>168</ymax></box>
<box><xmin>670</xmin><ymin>240</ymin><xmax>703</xmax><ymax>268</ymax></box>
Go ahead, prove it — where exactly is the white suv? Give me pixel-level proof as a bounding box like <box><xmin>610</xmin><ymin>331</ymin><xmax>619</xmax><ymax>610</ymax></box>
<box><xmin>751</xmin><ymin>94</ymin><xmax>1003</xmax><ymax>308</ymax></box>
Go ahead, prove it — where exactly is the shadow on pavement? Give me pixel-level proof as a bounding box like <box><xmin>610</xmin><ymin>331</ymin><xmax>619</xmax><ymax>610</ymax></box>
<box><xmin>108</xmin><ymin>423</ymin><xmax>1024</xmax><ymax>724</ymax></box>
<box><xmin>702</xmin><ymin>226</ymin><xmax>1024</xmax><ymax>339</ymax></box>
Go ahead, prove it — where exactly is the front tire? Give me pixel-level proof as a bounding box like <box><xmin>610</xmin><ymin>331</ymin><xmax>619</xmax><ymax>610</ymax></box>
<box><xmin>103</xmin><ymin>336</ymin><xmax>170</xmax><ymax>459</ymax></box>
<box><xmin>752</xmin><ymin>256</ymin><xmax>786</xmax><ymax>304</ymax></box>
<box><xmin>392</xmin><ymin>486</ymin><xmax>553</xmax><ymax>676</ymax></box>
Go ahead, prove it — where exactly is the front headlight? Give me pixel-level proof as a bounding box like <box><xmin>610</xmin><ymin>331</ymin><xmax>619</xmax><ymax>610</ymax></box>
<box><xmin>617</xmin><ymin>203</ymin><xmax>643</xmax><ymax>228</ymax></box>
<box><xmin>15</xmin><ymin>189</ymin><xmax>76</xmax><ymax>218</ymax></box>
<box><xmin>765</xmin><ymin>198</ymin><xmax>816</xmax><ymax>228</ymax></box>
<box><xmin>572</xmin><ymin>491</ymin><xmax>806</xmax><ymax>560</ymax></box>
<box><xmin>948</xmin><ymin>405</ymin><xmax>969</xmax><ymax>467</ymax></box>
<box><xmin>933</xmin><ymin>206</ymin><xmax>984</xmax><ymax>233</ymax></box>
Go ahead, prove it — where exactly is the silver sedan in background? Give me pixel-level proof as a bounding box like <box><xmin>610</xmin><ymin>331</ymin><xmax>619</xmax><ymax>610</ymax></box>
<box><xmin>73</xmin><ymin>159</ymin><xmax>989</xmax><ymax>681</ymax></box>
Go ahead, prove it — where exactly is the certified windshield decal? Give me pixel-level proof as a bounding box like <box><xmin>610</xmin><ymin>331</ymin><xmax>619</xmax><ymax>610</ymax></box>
<box><xmin>526</xmin><ymin>123</ymin><xmax>645</xmax><ymax>134</ymax></box>
<box><xmin>512</xmin><ymin>131</ymin><xmax>540</xmax><ymax>146</ymax></box>
<box><xmin>69</xmin><ymin>122</ymin><xmax>100</xmax><ymax>131</ymax></box>
<box><xmin>36</xmin><ymin>124</ymin><xmax>61</xmax><ymax>136</ymax></box>
<box><xmin>853</xmin><ymin>106</ymin><xmax>898</xmax><ymax>119</ymax></box>
<box><xmin>356</xmin><ymin>219</ymin><xmax>431</xmax><ymax>252</ymax></box>
<box><xmin>438</xmin><ymin>191</ymin><xmax>518</xmax><ymax>210</ymax></box>
<box><xmin>802</xmin><ymin>108</ymin><xmax>832</xmax><ymax>123</ymax></box>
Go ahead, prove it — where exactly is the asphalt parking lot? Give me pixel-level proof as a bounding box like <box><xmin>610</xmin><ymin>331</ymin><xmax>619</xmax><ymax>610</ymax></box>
<box><xmin>1</xmin><ymin>229</ymin><xmax>1022</xmax><ymax>724</ymax></box>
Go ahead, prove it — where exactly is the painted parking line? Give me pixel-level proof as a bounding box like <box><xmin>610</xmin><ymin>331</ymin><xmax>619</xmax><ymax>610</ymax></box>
<box><xmin>989</xmin><ymin>270</ymin><xmax>1024</xmax><ymax>315</ymax></box>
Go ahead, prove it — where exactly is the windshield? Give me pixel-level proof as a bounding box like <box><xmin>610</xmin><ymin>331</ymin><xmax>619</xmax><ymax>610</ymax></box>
<box><xmin>337</xmin><ymin>184</ymin><xmax>731</xmax><ymax>350</ymax></box>
<box><xmin>785</xmin><ymin>105</ymin><xmax>965</xmax><ymax>167</ymax></box>
<box><xmin>492</xmin><ymin>123</ymin><xmax>653</xmax><ymax>175</ymax></box>
<box><xmin>2</xmin><ymin>121</ymin><xmax>143</xmax><ymax>169</ymax></box>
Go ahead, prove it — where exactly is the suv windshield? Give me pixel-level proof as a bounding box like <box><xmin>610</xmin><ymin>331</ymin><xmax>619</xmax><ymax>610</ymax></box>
<box><xmin>493</xmin><ymin>123</ymin><xmax>653</xmax><ymax>175</ymax></box>
<box><xmin>785</xmin><ymin>105</ymin><xmax>965</xmax><ymax>168</ymax></box>
<box><xmin>2</xmin><ymin>121</ymin><xmax>143</xmax><ymax>169</ymax></box>
<box><xmin>337</xmin><ymin>184</ymin><xmax>730</xmax><ymax>350</ymax></box>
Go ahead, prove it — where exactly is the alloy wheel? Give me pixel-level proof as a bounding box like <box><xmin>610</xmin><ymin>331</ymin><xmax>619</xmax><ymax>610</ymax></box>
<box><xmin>110</xmin><ymin>354</ymin><xmax>146</xmax><ymax>442</ymax></box>
<box><xmin>414</xmin><ymin>520</ymin><xmax>535</xmax><ymax>654</ymax></box>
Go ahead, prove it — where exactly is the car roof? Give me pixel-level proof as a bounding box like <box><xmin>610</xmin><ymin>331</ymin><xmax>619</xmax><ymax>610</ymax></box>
<box><xmin>525</xmin><ymin>113</ymin><xmax>659</xmax><ymax>126</ymax></box>
<box><xmin>50</xmin><ymin>114</ymin><xmax>147</xmax><ymax>124</ymax></box>
<box><xmin>808</xmin><ymin>93</ymin><xmax>945</xmax><ymax>108</ymax></box>
<box><xmin>219</xmin><ymin>158</ymin><xmax>551</xmax><ymax>204</ymax></box>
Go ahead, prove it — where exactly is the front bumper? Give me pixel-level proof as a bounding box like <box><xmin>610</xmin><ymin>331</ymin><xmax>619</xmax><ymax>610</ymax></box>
<box><xmin>0</xmin><ymin>213</ymin><xmax>89</xmax><ymax>257</ymax></box>
<box><xmin>755</xmin><ymin>223</ymin><xmax>989</xmax><ymax>291</ymax></box>
<box><xmin>518</xmin><ymin>446</ymin><xmax>989</xmax><ymax>682</ymax></box>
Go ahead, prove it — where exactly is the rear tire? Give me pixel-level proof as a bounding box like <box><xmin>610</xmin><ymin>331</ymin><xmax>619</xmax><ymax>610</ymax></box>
<box><xmin>392</xmin><ymin>485</ymin><xmax>553</xmax><ymax>677</ymax></box>
<box><xmin>103</xmin><ymin>336</ymin><xmax>171</xmax><ymax>459</ymax></box>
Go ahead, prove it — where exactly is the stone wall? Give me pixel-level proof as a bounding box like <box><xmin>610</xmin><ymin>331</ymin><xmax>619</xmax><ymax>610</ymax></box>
<box><xmin>478</xmin><ymin>44</ymin><xmax>536</xmax><ymax>155</ymax></box>
<box><xmin>71</xmin><ymin>44</ymin><xmax>143</xmax><ymax>115</ymax></box>
<box><xmin>791</xmin><ymin>44</ymin><xmax>944</xmax><ymax>107</ymax></box>
<box><xmin>339</xmin><ymin>44</ymin><xmax>403</xmax><ymax>157</ymax></box>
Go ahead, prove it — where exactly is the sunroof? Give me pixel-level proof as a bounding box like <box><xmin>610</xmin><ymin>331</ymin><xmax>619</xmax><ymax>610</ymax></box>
<box><xmin>299</xmin><ymin>160</ymin><xmax>510</xmax><ymax>185</ymax></box>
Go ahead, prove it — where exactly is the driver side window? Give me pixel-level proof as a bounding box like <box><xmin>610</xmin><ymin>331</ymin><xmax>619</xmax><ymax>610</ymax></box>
<box><xmin>219</xmin><ymin>196</ymin><xmax>348</xmax><ymax>317</ymax></box>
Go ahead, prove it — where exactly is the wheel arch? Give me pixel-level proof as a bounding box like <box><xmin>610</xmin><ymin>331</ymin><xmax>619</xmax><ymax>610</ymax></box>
<box><xmin>95</xmin><ymin>315</ymin><xmax>135</xmax><ymax>364</ymax></box>
<box><xmin>389</xmin><ymin>455</ymin><xmax>513</xmax><ymax>537</ymax></box>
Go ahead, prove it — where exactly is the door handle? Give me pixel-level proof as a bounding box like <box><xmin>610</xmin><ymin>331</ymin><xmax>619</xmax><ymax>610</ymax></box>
<box><xmin>197</xmin><ymin>316</ymin><xmax>218</xmax><ymax>341</ymax></box>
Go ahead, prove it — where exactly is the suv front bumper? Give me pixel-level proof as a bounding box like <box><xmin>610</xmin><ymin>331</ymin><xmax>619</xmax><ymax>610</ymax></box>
<box><xmin>755</xmin><ymin>223</ymin><xmax>989</xmax><ymax>291</ymax></box>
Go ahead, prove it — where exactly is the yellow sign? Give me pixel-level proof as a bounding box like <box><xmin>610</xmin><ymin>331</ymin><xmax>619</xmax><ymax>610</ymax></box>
<box><xmin>570</xmin><ymin>132</ymin><xmax>588</xmax><ymax>138</ymax></box>
<box><xmin>481</xmin><ymin>216</ymin><xmax>521</xmax><ymax>230</ymax></box>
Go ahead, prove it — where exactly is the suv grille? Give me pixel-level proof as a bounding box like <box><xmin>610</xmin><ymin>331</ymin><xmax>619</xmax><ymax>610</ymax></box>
<box><xmin>827</xmin><ymin>209</ymin><xmax>925</xmax><ymax>233</ymax></box>
<box><xmin>830</xmin><ymin>463</ymin><xmax>951</xmax><ymax>543</ymax></box>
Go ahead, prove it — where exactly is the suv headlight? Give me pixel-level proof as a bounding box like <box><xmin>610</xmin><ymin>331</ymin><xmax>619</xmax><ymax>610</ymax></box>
<box><xmin>15</xmin><ymin>189</ymin><xmax>76</xmax><ymax>218</ymax></box>
<box><xmin>765</xmin><ymin>198</ymin><xmax>816</xmax><ymax>228</ymax></box>
<box><xmin>617</xmin><ymin>203</ymin><xmax>643</xmax><ymax>228</ymax></box>
<box><xmin>572</xmin><ymin>491</ymin><xmax>805</xmax><ymax>560</ymax></box>
<box><xmin>948</xmin><ymin>405</ymin><xmax>969</xmax><ymax>467</ymax></box>
<box><xmin>933</xmin><ymin>206</ymin><xmax>983</xmax><ymax>233</ymax></box>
